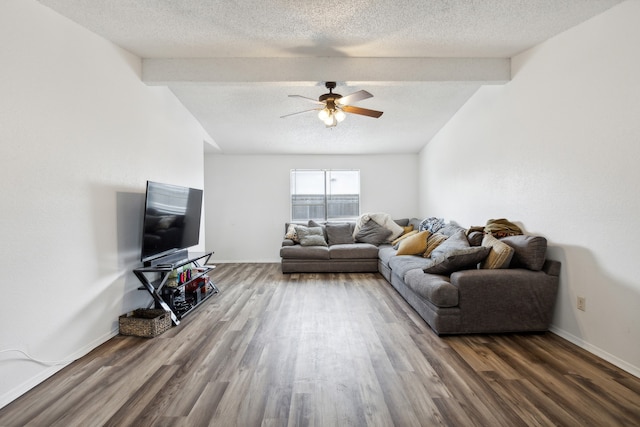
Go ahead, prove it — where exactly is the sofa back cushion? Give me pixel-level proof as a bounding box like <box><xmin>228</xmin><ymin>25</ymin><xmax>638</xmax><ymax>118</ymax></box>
<box><xmin>326</xmin><ymin>223</ymin><xmax>355</xmax><ymax>245</ymax></box>
<box><xmin>500</xmin><ymin>235</ymin><xmax>547</xmax><ymax>271</ymax></box>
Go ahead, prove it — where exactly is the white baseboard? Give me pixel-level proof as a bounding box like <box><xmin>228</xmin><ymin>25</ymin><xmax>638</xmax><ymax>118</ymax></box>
<box><xmin>549</xmin><ymin>325</ymin><xmax>640</xmax><ymax>379</ymax></box>
<box><xmin>0</xmin><ymin>328</ymin><xmax>119</xmax><ymax>410</ymax></box>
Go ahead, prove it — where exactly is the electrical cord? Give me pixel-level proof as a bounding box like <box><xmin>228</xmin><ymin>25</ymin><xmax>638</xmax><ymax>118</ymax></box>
<box><xmin>0</xmin><ymin>349</ymin><xmax>76</xmax><ymax>366</ymax></box>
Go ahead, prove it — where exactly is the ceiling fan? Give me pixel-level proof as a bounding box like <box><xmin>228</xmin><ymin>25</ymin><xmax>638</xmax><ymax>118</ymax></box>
<box><xmin>281</xmin><ymin>82</ymin><xmax>383</xmax><ymax>127</ymax></box>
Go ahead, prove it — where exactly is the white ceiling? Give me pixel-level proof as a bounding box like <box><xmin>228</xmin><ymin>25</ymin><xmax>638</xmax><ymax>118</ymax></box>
<box><xmin>38</xmin><ymin>0</ymin><xmax>623</xmax><ymax>155</ymax></box>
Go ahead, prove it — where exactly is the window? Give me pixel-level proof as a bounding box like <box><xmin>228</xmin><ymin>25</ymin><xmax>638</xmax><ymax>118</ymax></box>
<box><xmin>290</xmin><ymin>169</ymin><xmax>360</xmax><ymax>222</ymax></box>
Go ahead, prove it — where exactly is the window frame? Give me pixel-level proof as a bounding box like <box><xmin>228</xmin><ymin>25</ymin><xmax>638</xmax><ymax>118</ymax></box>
<box><xmin>290</xmin><ymin>169</ymin><xmax>360</xmax><ymax>222</ymax></box>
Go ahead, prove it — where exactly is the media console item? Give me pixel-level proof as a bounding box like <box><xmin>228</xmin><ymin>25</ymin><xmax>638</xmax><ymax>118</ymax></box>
<box><xmin>141</xmin><ymin>181</ymin><xmax>204</xmax><ymax>267</ymax></box>
<box><xmin>133</xmin><ymin>251</ymin><xmax>218</xmax><ymax>325</ymax></box>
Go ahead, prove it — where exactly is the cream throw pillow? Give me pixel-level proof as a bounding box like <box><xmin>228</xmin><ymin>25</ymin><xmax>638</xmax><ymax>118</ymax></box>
<box><xmin>285</xmin><ymin>224</ymin><xmax>299</xmax><ymax>242</ymax></box>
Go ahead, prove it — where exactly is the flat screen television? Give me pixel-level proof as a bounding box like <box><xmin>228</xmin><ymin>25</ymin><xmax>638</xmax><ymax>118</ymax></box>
<box><xmin>141</xmin><ymin>181</ymin><xmax>203</xmax><ymax>265</ymax></box>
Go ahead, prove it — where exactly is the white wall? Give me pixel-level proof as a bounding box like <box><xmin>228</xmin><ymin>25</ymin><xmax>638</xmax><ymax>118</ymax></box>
<box><xmin>0</xmin><ymin>0</ymin><xmax>209</xmax><ymax>407</ymax></box>
<box><xmin>419</xmin><ymin>0</ymin><xmax>640</xmax><ymax>376</ymax></box>
<box><xmin>204</xmin><ymin>154</ymin><xmax>418</xmax><ymax>262</ymax></box>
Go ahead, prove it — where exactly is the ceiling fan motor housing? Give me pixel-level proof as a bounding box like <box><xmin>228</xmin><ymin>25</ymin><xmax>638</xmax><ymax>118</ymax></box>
<box><xmin>319</xmin><ymin>96</ymin><xmax>341</xmax><ymax>108</ymax></box>
<box><xmin>319</xmin><ymin>81</ymin><xmax>342</xmax><ymax>103</ymax></box>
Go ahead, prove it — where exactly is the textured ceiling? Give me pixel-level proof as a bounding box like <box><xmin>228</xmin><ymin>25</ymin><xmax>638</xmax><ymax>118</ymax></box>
<box><xmin>38</xmin><ymin>0</ymin><xmax>623</xmax><ymax>154</ymax></box>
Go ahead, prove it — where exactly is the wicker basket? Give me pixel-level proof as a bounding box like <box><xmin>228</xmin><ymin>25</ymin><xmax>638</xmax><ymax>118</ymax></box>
<box><xmin>119</xmin><ymin>309</ymin><xmax>171</xmax><ymax>338</ymax></box>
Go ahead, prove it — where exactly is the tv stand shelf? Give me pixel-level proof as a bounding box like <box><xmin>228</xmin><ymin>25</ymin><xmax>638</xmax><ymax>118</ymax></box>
<box><xmin>133</xmin><ymin>251</ymin><xmax>218</xmax><ymax>325</ymax></box>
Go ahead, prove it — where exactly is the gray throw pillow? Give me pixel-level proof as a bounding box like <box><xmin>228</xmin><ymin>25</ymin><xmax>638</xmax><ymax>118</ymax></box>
<box><xmin>430</xmin><ymin>229</ymin><xmax>469</xmax><ymax>257</ymax></box>
<box><xmin>326</xmin><ymin>223</ymin><xmax>354</xmax><ymax>245</ymax></box>
<box><xmin>437</xmin><ymin>222</ymin><xmax>465</xmax><ymax>237</ymax></box>
<box><xmin>354</xmin><ymin>219</ymin><xmax>392</xmax><ymax>246</ymax></box>
<box><xmin>296</xmin><ymin>225</ymin><xmax>328</xmax><ymax>247</ymax></box>
<box><xmin>424</xmin><ymin>246</ymin><xmax>490</xmax><ymax>275</ymax></box>
<box><xmin>308</xmin><ymin>220</ymin><xmax>327</xmax><ymax>240</ymax></box>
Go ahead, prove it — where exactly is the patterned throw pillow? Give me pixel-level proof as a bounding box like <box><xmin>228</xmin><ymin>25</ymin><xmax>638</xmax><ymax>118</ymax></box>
<box><xmin>285</xmin><ymin>224</ymin><xmax>299</xmax><ymax>242</ymax></box>
<box><xmin>481</xmin><ymin>234</ymin><xmax>515</xmax><ymax>269</ymax></box>
<box><xmin>419</xmin><ymin>217</ymin><xmax>445</xmax><ymax>233</ymax></box>
<box><xmin>423</xmin><ymin>233</ymin><xmax>448</xmax><ymax>258</ymax></box>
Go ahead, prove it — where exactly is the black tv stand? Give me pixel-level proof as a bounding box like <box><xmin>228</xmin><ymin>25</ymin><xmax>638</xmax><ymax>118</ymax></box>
<box><xmin>144</xmin><ymin>249</ymin><xmax>189</xmax><ymax>267</ymax></box>
<box><xmin>133</xmin><ymin>251</ymin><xmax>218</xmax><ymax>325</ymax></box>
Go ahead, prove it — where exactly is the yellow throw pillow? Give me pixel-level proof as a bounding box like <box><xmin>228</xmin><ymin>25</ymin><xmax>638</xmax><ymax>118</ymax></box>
<box><xmin>402</xmin><ymin>224</ymin><xmax>414</xmax><ymax>234</ymax></box>
<box><xmin>396</xmin><ymin>231</ymin><xmax>430</xmax><ymax>255</ymax></box>
<box><xmin>392</xmin><ymin>230</ymin><xmax>418</xmax><ymax>247</ymax></box>
<box><xmin>481</xmin><ymin>234</ymin><xmax>515</xmax><ymax>269</ymax></box>
<box><xmin>423</xmin><ymin>233</ymin><xmax>448</xmax><ymax>258</ymax></box>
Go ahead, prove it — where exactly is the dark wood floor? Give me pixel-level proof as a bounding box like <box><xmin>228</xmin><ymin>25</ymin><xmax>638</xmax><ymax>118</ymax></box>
<box><xmin>1</xmin><ymin>263</ymin><xmax>639</xmax><ymax>426</ymax></box>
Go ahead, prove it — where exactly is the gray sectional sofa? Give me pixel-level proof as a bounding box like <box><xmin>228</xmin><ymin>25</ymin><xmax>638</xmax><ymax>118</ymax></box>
<box><xmin>280</xmin><ymin>218</ymin><xmax>561</xmax><ymax>335</ymax></box>
<box><xmin>280</xmin><ymin>222</ymin><xmax>380</xmax><ymax>273</ymax></box>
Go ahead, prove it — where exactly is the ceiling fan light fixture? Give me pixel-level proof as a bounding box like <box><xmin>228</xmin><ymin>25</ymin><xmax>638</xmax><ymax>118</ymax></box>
<box><xmin>318</xmin><ymin>108</ymin><xmax>330</xmax><ymax>121</ymax></box>
<box><xmin>323</xmin><ymin>113</ymin><xmax>335</xmax><ymax>126</ymax></box>
<box><xmin>284</xmin><ymin>82</ymin><xmax>383</xmax><ymax>127</ymax></box>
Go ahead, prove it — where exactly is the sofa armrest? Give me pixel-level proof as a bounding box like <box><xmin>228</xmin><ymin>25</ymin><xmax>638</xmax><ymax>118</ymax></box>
<box><xmin>282</xmin><ymin>239</ymin><xmax>296</xmax><ymax>247</ymax></box>
<box><xmin>449</xmin><ymin>268</ymin><xmax>560</xmax><ymax>332</ymax></box>
<box><xmin>542</xmin><ymin>259</ymin><xmax>561</xmax><ymax>277</ymax></box>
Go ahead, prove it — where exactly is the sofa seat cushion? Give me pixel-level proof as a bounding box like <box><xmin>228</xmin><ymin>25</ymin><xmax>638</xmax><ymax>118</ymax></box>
<box><xmin>404</xmin><ymin>269</ymin><xmax>459</xmax><ymax>308</ymax></box>
<box><xmin>329</xmin><ymin>243</ymin><xmax>379</xmax><ymax>259</ymax></box>
<box><xmin>388</xmin><ymin>255</ymin><xmax>435</xmax><ymax>279</ymax></box>
<box><xmin>280</xmin><ymin>245</ymin><xmax>330</xmax><ymax>260</ymax></box>
<box><xmin>377</xmin><ymin>245</ymin><xmax>397</xmax><ymax>265</ymax></box>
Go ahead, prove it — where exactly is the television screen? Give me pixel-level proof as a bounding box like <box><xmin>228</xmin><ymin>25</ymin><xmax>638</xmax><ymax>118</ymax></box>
<box><xmin>141</xmin><ymin>181</ymin><xmax>203</xmax><ymax>263</ymax></box>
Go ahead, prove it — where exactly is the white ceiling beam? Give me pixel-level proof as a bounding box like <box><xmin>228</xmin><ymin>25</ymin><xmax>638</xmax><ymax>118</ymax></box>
<box><xmin>142</xmin><ymin>57</ymin><xmax>510</xmax><ymax>85</ymax></box>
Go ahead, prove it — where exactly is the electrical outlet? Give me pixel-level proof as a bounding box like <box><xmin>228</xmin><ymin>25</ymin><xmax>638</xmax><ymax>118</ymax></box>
<box><xmin>577</xmin><ymin>296</ymin><xmax>586</xmax><ymax>311</ymax></box>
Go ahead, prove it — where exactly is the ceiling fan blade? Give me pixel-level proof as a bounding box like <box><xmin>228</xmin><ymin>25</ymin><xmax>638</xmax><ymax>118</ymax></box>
<box><xmin>342</xmin><ymin>105</ymin><xmax>383</xmax><ymax>118</ymax></box>
<box><xmin>337</xmin><ymin>90</ymin><xmax>373</xmax><ymax>106</ymax></box>
<box><xmin>280</xmin><ymin>108</ymin><xmax>320</xmax><ymax>119</ymax></box>
<box><xmin>288</xmin><ymin>94</ymin><xmax>324</xmax><ymax>105</ymax></box>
